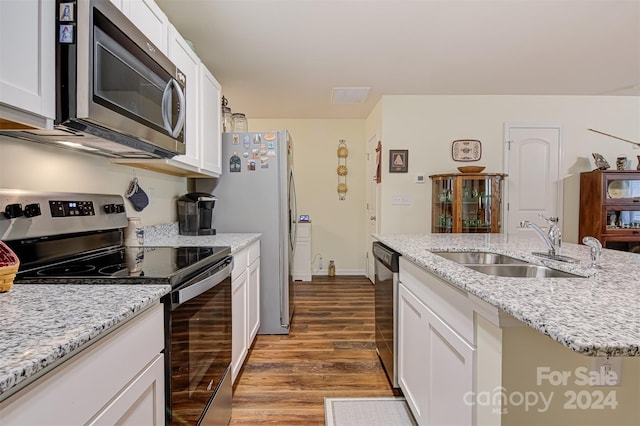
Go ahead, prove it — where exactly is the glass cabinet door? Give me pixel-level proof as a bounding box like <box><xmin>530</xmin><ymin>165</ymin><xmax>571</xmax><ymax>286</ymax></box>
<box><xmin>604</xmin><ymin>175</ymin><xmax>640</xmax><ymax>203</ymax></box>
<box><xmin>432</xmin><ymin>177</ymin><xmax>454</xmax><ymax>232</ymax></box>
<box><xmin>460</xmin><ymin>177</ymin><xmax>493</xmax><ymax>232</ymax></box>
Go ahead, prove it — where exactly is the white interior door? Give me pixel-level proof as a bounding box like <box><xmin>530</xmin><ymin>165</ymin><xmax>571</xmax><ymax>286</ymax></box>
<box><xmin>366</xmin><ymin>134</ymin><xmax>381</xmax><ymax>283</ymax></box>
<box><xmin>504</xmin><ymin>125</ymin><xmax>563</xmax><ymax>235</ymax></box>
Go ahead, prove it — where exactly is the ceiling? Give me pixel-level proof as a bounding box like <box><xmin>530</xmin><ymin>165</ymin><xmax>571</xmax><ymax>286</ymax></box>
<box><xmin>156</xmin><ymin>0</ymin><xmax>640</xmax><ymax>119</ymax></box>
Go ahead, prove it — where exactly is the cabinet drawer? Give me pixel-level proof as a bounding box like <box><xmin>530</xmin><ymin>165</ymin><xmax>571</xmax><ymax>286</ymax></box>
<box><xmin>232</xmin><ymin>247</ymin><xmax>248</xmax><ymax>278</ymax></box>
<box><xmin>248</xmin><ymin>240</ymin><xmax>260</xmax><ymax>265</ymax></box>
<box><xmin>296</xmin><ymin>223</ymin><xmax>311</xmax><ymax>239</ymax></box>
<box><xmin>399</xmin><ymin>257</ymin><xmax>473</xmax><ymax>343</ymax></box>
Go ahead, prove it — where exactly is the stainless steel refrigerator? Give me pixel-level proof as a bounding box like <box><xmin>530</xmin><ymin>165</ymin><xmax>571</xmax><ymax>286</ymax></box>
<box><xmin>196</xmin><ymin>130</ymin><xmax>297</xmax><ymax>334</ymax></box>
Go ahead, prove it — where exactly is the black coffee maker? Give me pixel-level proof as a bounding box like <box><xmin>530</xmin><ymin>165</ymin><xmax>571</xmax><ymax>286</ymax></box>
<box><xmin>177</xmin><ymin>193</ymin><xmax>217</xmax><ymax>236</ymax></box>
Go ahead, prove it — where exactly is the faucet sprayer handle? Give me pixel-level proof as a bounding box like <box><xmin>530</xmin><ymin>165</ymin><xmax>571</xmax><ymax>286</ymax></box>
<box><xmin>538</xmin><ymin>213</ymin><xmax>559</xmax><ymax>225</ymax></box>
<box><xmin>582</xmin><ymin>236</ymin><xmax>602</xmax><ymax>250</ymax></box>
<box><xmin>582</xmin><ymin>236</ymin><xmax>602</xmax><ymax>268</ymax></box>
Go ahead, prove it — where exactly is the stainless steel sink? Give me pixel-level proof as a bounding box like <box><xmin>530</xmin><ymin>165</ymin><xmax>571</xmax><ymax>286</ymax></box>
<box><xmin>465</xmin><ymin>264</ymin><xmax>584</xmax><ymax>278</ymax></box>
<box><xmin>433</xmin><ymin>251</ymin><xmax>528</xmax><ymax>265</ymax></box>
<box><xmin>432</xmin><ymin>250</ymin><xmax>585</xmax><ymax>278</ymax></box>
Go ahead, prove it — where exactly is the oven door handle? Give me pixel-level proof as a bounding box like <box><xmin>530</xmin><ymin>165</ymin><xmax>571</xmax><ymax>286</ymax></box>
<box><xmin>175</xmin><ymin>259</ymin><xmax>233</xmax><ymax>305</ymax></box>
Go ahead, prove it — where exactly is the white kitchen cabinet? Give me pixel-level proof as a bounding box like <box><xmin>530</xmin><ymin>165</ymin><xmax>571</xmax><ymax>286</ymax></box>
<box><xmin>123</xmin><ymin>0</ymin><xmax>169</xmax><ymax>54</ymax></box>
<box><xmin>231</xmin><ymin>259</ymin><xmax>249</xmax><ymax>384</ymax></box>
<box><xmin>0</xmin><ymin>303</ymin><xmax>165</xmax><ymax>425</ymax></box>
<box><xmin>231</xmin><ymin>240</ymin><xmax>261</xmax><ymax>383</ymax></box>
<box><xmin>168</xmin><ymin>24</ymin><xmax>200</xmax><ymax>170</ymax></box>
<box><xmin>109</xmin><ymin>0</ymin><xmax>168</xmax><ymax>53</ymax></box>
<box><xmin>293</xmin><ymin>222</ymin><xmax>312</xmax><ymax>280</ymax></box>
<box><xmin>198</xmin><ymin>63</ymin><xmax>222</xmax><ymax>175</ymax></box>
<box><xmin>0</xmin><ymin>0</ymin><xmax>55</xmax><ymax>129</ymax></box>
<box><xmin>398</xmin><ymin>258</ymin><xmax>475</xmax><ymax>426</ymax></box>
<box><xmin>247</xmin><ymin>241</ymin><xmax>261</xmax><ymax>342</ymax></box>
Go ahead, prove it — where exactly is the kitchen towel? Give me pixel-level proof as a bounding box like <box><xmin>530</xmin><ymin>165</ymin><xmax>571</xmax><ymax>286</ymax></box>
<box><xmin>125</xmin><ymin>178</ymin><xmax>149</xmax><ymax>211</ymax></box>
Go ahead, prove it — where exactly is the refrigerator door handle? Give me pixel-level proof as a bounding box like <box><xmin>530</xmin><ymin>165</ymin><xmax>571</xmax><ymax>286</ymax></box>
<box><xmin>289</xmin><ymin>167</ymin><xmax>298</xmax><ymax>254</ymax></box>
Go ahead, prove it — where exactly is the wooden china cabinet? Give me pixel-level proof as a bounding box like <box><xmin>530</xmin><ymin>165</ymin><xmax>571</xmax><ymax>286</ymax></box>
<box><xmin>430</xmin><ymin>173</ymin><xmax>507</xmax><ymax>233</ymax></box>
<box><xmin>579</xmin><ymin>170</ymin><xmax>640</xmax><ymax>251</ymax></box>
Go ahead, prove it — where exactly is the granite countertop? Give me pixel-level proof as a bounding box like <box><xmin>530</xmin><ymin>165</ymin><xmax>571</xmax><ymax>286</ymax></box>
<box><xmin>374</xmin><ymin>232</ymin><xmax>640</xmax><ymax>357</ymax></box>
<box><xmin>0</xmin><ymin>284</ymin><xmax>170</xmax><ymax>401</ymax></box>
<box><xmin>0</xmin><ymin>224</ymin><xmax>258</xmax><ymax>402</ymax></box>
<box><xmin>143</xmin><ymin>222</ymin><xmax>260</xmax><ymax>254</ymax></box>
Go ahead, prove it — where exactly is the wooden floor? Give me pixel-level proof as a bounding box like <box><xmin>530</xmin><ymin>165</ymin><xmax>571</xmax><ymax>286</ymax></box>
<box><xmin>230</xmin><ymin>275</ymin><xmax>400</xmax><ymax>425</ymax></box>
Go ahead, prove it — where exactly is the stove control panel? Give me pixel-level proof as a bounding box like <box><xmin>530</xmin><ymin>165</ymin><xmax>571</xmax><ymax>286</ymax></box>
<box><xmin>50</xmin><ymin>200</ymin><xmax>96</xmax><ymax>217</ymax></box>
<box><xmin>1</xmin><ymin>190</ymin><xmax>128</xmax><ymax>241</ymax></box>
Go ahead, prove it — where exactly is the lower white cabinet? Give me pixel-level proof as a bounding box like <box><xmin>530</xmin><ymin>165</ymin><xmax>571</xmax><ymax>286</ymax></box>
<box><xmin>0</xmin><ymin>303</ymin><xmax>165</xmax><ymax>425</ymax></box>
<box><xmin>231</xmin><ymin>240</ymin><xmax>260</xmax><ymax>383</ymax></box>
<box><xmin>398</xmin><ymin>258</ymin><xmax>475</xmax><ymax>426</ymax></box>
<box><xmin>293</xmin><ymin>222</ymin><xmax>312</xmax><ymax>280</ymax></box>
<box><xmin>232</xmin><ymin>263</ymin><xmax>249</xmax><ymax>383</ymax></box>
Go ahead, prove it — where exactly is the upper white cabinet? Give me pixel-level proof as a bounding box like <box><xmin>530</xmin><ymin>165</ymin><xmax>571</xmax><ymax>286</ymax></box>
<box><xmin>0</xmin><ymin>0</ymin><xmax>55</xmax><ymax>129</ymax></box>
<box><xmin>199</xmin><ymin>64</ymin><xmax>222</xmax><ymax>175</ymax></box>
<box><xmin>123</xmin><ymin>0</ymin><xmax>169</xmax><ymax>54</ymax></box>
<box><xmin>168</xmin><ymin>24</ymin><xmax>201</xmax><ymax>170</ymax></box>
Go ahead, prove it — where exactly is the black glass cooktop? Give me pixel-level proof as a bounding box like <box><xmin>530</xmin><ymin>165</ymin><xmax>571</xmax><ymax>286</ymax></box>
<box><xmin>15</xmin><ymin>246</ymin><xmax>231</xmax><ymax>287</ymax></box>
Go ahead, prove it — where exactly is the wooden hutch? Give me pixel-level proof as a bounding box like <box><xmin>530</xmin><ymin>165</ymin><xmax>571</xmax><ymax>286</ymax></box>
<box><xmin>579</xmin><ymin>170</ymin><xmax>640</xmax><ymax>251</ymax></box>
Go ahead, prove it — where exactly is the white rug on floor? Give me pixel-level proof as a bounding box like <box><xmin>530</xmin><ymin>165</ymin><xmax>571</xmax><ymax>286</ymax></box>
<box><xmin>324</xmin><ymin>397</ymin><xmax>417</xmax><ymax>426</ymax></box>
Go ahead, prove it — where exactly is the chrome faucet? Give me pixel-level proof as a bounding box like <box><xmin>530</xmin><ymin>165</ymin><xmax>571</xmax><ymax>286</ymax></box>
<box><xmin>520</xmin><ymin>214</ymin><xmax>561</xmax><ymax>256</ymax></box>
<box><xmin>582</xmin><ymin>236</ymin><xmax>602</xmax><ymax>268</ymax></box>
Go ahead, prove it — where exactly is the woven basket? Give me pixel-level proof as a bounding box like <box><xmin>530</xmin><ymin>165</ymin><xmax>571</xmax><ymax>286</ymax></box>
<box><xmin>0</xmin><ymin>241</ymin><xmax>19</xmax><ymax>292</ymax></box>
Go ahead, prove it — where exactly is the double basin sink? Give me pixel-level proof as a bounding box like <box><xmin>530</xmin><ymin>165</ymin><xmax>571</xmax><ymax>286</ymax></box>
<box><xmin>432</xmin><ymin>251</ymin><xmax>584</xmax><ymax>278</ymax></box>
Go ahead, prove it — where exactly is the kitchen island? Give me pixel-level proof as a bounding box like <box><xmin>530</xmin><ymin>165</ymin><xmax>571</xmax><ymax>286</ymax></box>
<box><xmin>374</xmin><ymin>232</ymin><xmax>640</xmax><ymax>425</ymax></box>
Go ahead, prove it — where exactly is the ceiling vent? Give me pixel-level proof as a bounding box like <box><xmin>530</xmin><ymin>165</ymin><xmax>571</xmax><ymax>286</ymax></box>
<box><xmin>331</xmin><ymin>87</ymin><xmax>370</xmax><ymax>104</ymax></box>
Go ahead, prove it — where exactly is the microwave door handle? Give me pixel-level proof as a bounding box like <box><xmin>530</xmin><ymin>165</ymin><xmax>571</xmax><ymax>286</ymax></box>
<box><xmin>161</xmin><ymin>79</ymin><xmax>186</xmax><ymax>138</ymax></box>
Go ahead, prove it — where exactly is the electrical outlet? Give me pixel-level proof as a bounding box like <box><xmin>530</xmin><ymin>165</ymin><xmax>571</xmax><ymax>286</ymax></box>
<box><xmin>589</xmin><ymin>357</ymin><xmax>622</xmax><ymax>386</ymax></box>
<box><xmin>319</xmin><ymin>256</ymin><xmax>323</xmax><ymax>270</ymax></box>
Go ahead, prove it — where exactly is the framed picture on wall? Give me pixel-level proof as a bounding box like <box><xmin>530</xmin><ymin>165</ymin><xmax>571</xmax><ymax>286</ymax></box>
<box><xmin>389</xmin><ymin>150</ymin><xmax>408</xmax><ymax>173</ymax></box>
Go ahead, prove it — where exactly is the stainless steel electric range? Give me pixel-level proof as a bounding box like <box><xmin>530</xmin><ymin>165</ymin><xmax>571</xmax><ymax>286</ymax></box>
<box><xmin>0</xmin><ymin>190</ymin><xmax>232</xmax><ymax>426</ymax></box>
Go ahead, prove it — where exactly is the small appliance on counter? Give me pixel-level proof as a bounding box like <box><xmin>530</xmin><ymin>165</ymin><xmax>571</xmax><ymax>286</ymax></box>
<box><xmin>177</xmin><ymin>192</ymin><xmax>217</xmax><ymax>236</ymax></box>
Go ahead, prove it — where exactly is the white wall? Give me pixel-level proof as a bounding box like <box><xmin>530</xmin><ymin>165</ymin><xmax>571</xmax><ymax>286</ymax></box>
<box><xmin>375</xmin><ymin>95</ymin><xmax>640</xmax><ymax>242</ymax></box>
<box><xmin>249</xmin><ymin>119</ymin><xmax>367</xmax><ymax>274</ymax></box>
<box><xmin>0</xmin><ymin>136</ymin><xmax>188</xmax><ymax>225</ymax></box>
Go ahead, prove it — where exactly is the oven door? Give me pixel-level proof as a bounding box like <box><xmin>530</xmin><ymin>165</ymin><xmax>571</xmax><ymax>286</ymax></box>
<box><xmin>166</xmin><ymin>256</ymin><xmax>232</xmax><ymax>426</ymax></box>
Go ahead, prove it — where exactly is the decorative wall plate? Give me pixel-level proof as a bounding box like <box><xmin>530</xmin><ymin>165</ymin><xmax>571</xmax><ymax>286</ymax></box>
<box><xmin>452</xmin><ymin>140</ymin><xmax>481</xmax><ymax>161</ymax></box>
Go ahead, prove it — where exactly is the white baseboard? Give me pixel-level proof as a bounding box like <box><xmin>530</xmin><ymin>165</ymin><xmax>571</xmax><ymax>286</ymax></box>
<box><xmin>310</xmin><ymin>269</ymin><xmax>366</xmax><ymax>276</ymax></box>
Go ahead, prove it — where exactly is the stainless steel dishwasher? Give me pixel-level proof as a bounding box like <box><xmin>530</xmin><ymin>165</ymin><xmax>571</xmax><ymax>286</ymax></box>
<box><xmin>373</xmin><ymin>241</ymin><xmax>400</xmax><ymax>388</ymax></box>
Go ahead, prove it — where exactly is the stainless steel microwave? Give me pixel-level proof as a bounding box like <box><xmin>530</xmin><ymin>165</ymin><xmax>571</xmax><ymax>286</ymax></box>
<box><xmin>2</xmin><ymin>0</ymin><xmax>186</xmax><ymax>159</ymax></box>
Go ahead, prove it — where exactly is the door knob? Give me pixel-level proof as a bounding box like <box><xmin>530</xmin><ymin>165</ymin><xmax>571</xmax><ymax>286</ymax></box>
<box><xmin>370</xmin><ymin>216</ymin><xmax>376</xmax><ymax>220</ymax></box>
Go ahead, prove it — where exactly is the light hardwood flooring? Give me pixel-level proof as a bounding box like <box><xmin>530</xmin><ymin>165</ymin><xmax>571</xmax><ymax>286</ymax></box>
<box><xmin>230</xmin><ymin>275</ymin><xmax>400</xmax><ymax>425</ymax></box>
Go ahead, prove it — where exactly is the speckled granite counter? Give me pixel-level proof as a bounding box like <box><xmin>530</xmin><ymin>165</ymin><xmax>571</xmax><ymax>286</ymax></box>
<box><xmin>0</xmin><ymin>284</ymin><xmax>169</xmax><ymax>401</ymax></box>
<box><xmin>144</xmin><ymin>222</ymin><xmax>260</xmax><ymax>254</ymax></box>
<box><xmin>373</xmin><ymin>233</ymin><xmax>640</xmax><ymax>357</ymax></box>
